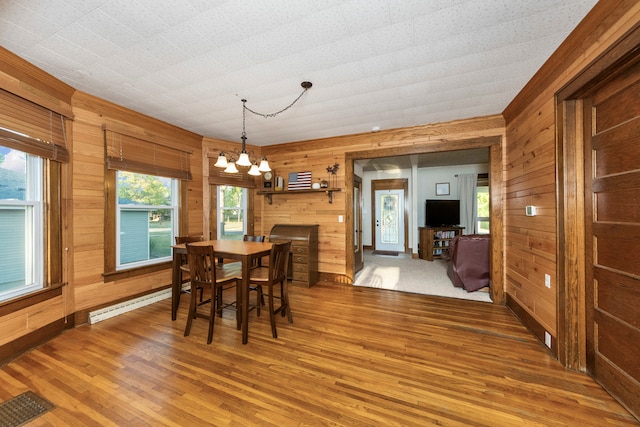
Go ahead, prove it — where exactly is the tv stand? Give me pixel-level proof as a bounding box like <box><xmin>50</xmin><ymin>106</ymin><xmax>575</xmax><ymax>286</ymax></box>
<box><xmin>419</xmin><ymin>226</ymin><xmax>464</xmax><ymax>261</ymax></box>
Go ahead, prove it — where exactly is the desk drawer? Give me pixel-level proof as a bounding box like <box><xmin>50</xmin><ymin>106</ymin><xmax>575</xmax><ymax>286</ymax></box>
<box><xmin>291</xmin><ymin>245</ymin><xmax>308</xmax><ymax>256</ymax></box>
<box><xmin>292</xmin><ymin>271</ymin><xmax>308</xmax><ymax>282</ymax></box>
<box><xmin>291</xmin><ymin>263</ymin><xmax>307</xmax><ymax>273</ymax></box>
<box><xmin>292</xmin><ymin>254</ymin><xmax>308</xmax><ymax>264</ymax></box>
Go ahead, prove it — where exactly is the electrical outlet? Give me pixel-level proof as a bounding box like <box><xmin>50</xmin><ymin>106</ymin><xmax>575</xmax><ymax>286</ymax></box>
<box><xmin>544</xmin><ymin>331</ymin><xmax>552</xmax><ymax>348</ymax></box>
<box><xmin>544</xmin><ymin>274</ymin><xmax>551</xmax><ymax>288</ymax></box>
<box><xmin>338</xmin><ymin>215</ymin><xmax>344</xmax><ymax>223</ymax></box>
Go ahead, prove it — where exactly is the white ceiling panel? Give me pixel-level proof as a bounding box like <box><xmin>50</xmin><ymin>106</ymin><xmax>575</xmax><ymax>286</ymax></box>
<box><xmin>0</xmin><ymin>20</ymin><xmax>41</xmax><ymax>53</ymax></box>
<box><xmin>0</xmin><ymin>0</ymin><xmax>598</xmax><ymax>146</ymax></box>
<box><xmin>0</xmin><ymin>2</ymin><xmax>61</xmax><ymax>38</ymax></box>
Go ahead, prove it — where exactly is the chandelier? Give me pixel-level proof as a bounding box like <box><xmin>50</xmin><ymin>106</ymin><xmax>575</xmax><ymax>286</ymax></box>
<box><xmin>214</xmin><ymin>81</ymin><xmax>313</xmax><ymax>175</ymax></box>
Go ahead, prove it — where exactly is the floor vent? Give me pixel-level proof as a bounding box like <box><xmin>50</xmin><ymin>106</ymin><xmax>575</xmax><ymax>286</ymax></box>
<box><xmin>0</xmin><ymin>391</ymin><xmax>54</xmax><ymax>426</ymax></box>
<box><xmin>89</xmin><ymin>288</ymin><xmax>172</xmax><ymax>324</ymax></box>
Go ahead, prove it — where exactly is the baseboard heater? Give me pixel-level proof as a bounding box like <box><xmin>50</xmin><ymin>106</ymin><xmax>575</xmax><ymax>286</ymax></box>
<box><xmin>88</xmin><ymin>288</ymin><xmax>172</xmax><ymax>324</ymax></box>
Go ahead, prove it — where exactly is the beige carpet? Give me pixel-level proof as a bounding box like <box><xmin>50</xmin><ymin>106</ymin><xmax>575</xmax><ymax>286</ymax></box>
<box><xmin>354</xmin><ymin>251</ymin><xmax>491</xmax><ymax>303</ymax></box>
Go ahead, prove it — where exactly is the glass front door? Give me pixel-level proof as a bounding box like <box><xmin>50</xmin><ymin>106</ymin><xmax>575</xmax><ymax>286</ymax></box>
<box><xmin>374</xmin><ymin>189</ymin><xmax>405</xmax><ymax>252</ymax></box>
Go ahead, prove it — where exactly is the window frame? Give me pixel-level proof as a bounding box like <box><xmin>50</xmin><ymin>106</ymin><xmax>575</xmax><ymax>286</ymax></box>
<box><xmin>476</xmin><ymin>183</ymin><xmax>490</xmax><ymax>234</ymax></box>
<box><xmin>217</xmin><ymin>185</ymin><xmax>248</xmax><ymax>240</ymax></box>
<box><xmin>115</xmin><ymin>171</ymin><xmax>179</xmax><ymax>270</ymax></box>
<box><xmin>104</xmin><ymin>170</ymin><xmax>187</xmax><ymax>281</ymax></box>
<box><xmin>0</xmin><ymin>150</ymin><xmax>44</xmax><ymax>301</ymax></box>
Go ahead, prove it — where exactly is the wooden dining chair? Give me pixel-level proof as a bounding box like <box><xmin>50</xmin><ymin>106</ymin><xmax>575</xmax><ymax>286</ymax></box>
<box><xmin>244</xmin><ymin>234</ymin><xmax>265</xmax><ymax>265</ymax></box>
<box><xmin>175</xmin><ymin>235</ymin><xmax>203</xmax><ymax>244</ymax></box>
<box><xmin>247</xmin><ymin>240</ymin><xmax>292</xmax><ymax>338</ymax></box>
<box><xmin>175</xmin><ymin>235</ymin><xmax>203</xmax><ymax>276</ymax></box>
<box><xmin>175</xmin><ymin>235</ymin><xmax>204</xmax><ymax>300</ymax></box>
<box><xmin>215</xmin><ymin>235</ymin><xmax>265</xmax><ymax>313</ymax></box>
<box><xmin>243</xmin><ymin>235</ymin><xmax>267</xmax><ymax>314</ymax></box>
<box><xmin>184</xmin><ymin>243</ymin><xmax>238</xmax><ymax>344</ymax></box>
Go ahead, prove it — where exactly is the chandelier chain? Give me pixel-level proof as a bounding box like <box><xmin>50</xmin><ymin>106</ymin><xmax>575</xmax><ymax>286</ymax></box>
<box><xmin>243</xmin><ymin>87</ymin><xmax>309</xmax><ymax>118</ymax></box>
<box><xmin>242</xmin><ymin>99</ymin><xmax>247</xmax><ymax>138</ymax></box>
<box><xmin>215</xmin><ymin>81</ymin><xmax>311</xmax><ymax>174</ymax></box>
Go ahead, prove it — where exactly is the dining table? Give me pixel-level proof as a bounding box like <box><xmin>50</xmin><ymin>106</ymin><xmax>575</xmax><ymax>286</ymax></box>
<box><xmin>171</xmin><ymin>239</ymin><xmax>273</xmax><ymax>344</ymax></box>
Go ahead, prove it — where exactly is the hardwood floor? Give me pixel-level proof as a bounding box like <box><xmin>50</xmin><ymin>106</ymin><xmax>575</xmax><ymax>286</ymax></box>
<box><xmin>0</xmin><ymin>282</ymin><xmax>637</xmax><ymax>426</ymax></box>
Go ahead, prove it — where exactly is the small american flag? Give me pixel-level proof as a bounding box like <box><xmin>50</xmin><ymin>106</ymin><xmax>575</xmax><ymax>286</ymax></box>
<box><xmin>287</xmin><ymin>171</ymin><xmax>312</xmax><ymax>190</ymax></box>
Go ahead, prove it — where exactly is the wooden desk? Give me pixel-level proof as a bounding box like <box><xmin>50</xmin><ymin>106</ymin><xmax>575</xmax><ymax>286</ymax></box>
<box><xmin>172</xmin><ymin>239</ymin><xmax>273</xmax><ymax>344</ymax></box>
<box><xmin>269</xmin><ymin>224</ymin><xmax>318</xmax><ymax>287</ymax></box>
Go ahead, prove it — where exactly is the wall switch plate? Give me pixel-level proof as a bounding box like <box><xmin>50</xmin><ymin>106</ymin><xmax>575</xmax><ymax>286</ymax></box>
<box><xmin>338</xmin><ymin>215</ymin><xmax>344</xmax><ymax>223</ymax></box>
<box><xmin>544</xmin><ymin>331</ymin><xmax>552</xmax><ymax>348</ymax></box>
<box><xmin>544</xmin><ymin>274</ymin><xmax>551</xmax><ymax>288</ymax></box>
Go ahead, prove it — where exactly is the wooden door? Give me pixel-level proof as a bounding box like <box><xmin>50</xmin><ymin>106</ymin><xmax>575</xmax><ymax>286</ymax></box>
<box><xmin>354</xmin><ymin>175</ymin><xmax>363</xmax><ymax>273</ymax></box>
<box><xmin>585</xmin><ymin>57</ymin><xmax>640</xmax><ymax>419</ymax></box>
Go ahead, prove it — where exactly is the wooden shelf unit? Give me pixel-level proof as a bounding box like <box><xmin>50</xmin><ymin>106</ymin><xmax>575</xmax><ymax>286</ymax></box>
<box><xmin>257</xmin><ymin>188</ymin><xmax>341</xmax><ymax>204</ymax></box>
<box><xmin>418</xmin><ymin>226</ymin><xmax>464</xmax><ymax>261</ymax></box>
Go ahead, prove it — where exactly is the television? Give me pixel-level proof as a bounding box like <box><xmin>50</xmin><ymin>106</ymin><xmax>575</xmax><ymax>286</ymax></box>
<box><xmin>425</xmin><ymin>199</ymin><xmax>460</xmax><ymax>227</ymax></box>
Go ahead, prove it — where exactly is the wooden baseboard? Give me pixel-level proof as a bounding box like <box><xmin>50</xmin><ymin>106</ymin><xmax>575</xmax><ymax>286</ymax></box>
<box><xmin>0</xmin><ymin>318</ymin><xmax>71</xmax><ymax>365</ymax></box>
<box><xmin>506</xmin><ymin>294</ymin><xmax>557</xmax><ymax>357</ymax></box>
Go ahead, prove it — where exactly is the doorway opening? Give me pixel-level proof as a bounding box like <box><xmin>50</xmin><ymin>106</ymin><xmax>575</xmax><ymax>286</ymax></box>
<box><xmin>346</xmin><ymin>139</ymin><xmax>504</xmax><ymax>305</ymax></box>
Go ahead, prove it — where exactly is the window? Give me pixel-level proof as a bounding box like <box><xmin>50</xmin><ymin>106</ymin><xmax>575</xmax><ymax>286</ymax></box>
<box><xmin>476</xmin><ymin>185</ymin><xmax>490</xmax><ymax>234</ymax></box>
<box><xmin>0</xmin><ymin>88</ymin><xmax>68</xmax><ymax>299</ymax></box>
<box><xmin>218</xmin><ymin>185</ymin><xmax>247</xmax><ymax>240</ymax></box>
<box><xmin>103</xmin><ymin>126</ymin><xmax>191</xmax><ymax>278</ymax></box>
<box><xmin>116</xmin><ymin>171</ymin><xmax>178</xmax><ymax>269</ymax></box>
<box><xmin>0</xmin><ymin>146</ymin><xmax>43</xmax><ymax>300</ymax></box>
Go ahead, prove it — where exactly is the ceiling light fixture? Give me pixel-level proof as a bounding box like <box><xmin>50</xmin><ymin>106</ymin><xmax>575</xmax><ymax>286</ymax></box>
<box><xmin>215</xmin><ymin>81</ymin><xmax>312</xmax><ymax>174</ymax></box>
<box><xmin>223</xmin><ymin>158</ymin><xmax>239</xmax><ymax>173</ymax></box>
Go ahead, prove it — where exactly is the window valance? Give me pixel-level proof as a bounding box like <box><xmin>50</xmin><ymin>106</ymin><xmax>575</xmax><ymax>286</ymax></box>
<box><xmin>104</xmin><ymin>126</ymin><xmax>192</xmax><ymax>181</ymax></box>
<box><xmin>0</xmin><ymin>88</ymin><xmax>69</xmax><ymax>162</ymax></box>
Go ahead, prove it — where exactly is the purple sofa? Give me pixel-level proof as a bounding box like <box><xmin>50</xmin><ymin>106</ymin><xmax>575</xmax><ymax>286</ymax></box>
<box><xmin>444</xmin><ymin>234</ymin><xmax>490</xmax><ymax>292</ymax></box>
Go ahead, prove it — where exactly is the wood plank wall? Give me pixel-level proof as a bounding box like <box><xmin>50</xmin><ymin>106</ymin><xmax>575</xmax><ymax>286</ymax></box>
<box><xmin>502</xmin><ymin>0</ymin><xmax>640</xmax><ymax>354</ymax></box>
<box><xmin>503</xmin><ymin>97</ymin><xmax>558</xmax><ymax>338</ymax></box>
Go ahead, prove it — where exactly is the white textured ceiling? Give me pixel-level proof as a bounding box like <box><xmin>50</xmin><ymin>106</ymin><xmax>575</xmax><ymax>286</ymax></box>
<box><xmin>1</xmin><ymin>0</ymin><xmax>597</xmax><ymax>147</ymax></box>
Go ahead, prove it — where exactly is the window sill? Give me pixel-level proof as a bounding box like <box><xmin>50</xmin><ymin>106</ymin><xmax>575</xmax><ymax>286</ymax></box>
<box><xmin>103</xmin><ymin>261</ymin><xmax>171</xmax><ymax>283</ymax></box>
<box><xmin>0</xmin><ymin>283</ymin><xmax>64</xmax><ymax>315</ymax></box>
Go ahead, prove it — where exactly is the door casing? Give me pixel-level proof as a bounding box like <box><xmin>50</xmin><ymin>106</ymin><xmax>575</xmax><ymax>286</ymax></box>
<box><xmin>556</xmin><ymin>23</ymin><xmax>640</xmax><ymax>372</ymax></box>
<box><xmin>354</xmin><ymin>175</ymin><xmax>364</xmax><ymax>273</ymax></box>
